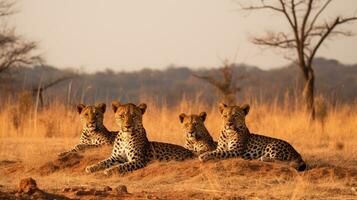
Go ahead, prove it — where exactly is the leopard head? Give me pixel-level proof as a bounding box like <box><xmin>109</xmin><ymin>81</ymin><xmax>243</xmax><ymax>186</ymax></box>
<box><xmin>112</xmin><ymin>100</ymin><xmax>147</xmax><ymax>133</ymax></box>
<box><xmin>219</xmin><ymin>103</ymin><xmax>250</xmax><ymax>131</ymax></box>
<box><xmin>179</xmin><ymin>112</ymin><xmax>207</xmax><ymax>141</ymax></box>
<box><xmin>77</xmin><ymin>103</ymin><xmax>106</xmax><ymax>131</ymax></box>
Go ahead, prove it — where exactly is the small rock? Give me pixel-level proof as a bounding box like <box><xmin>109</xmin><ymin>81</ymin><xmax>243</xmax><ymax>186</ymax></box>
<box><xmin>62</xmin><ymin>187</ymin><xmax>71</xmax><ymax>192</ymax></box>
<box><xmin>75</xmin><ymin>189</ymin><xmax>92</xmax><ymax>196</ymax></box>
<box><xmin>69</xmin><ymin>186</ymin><xmax>86</xmax><ymax>192</ymax></box>
<box><xmin>94</xmin><ymin>190</ymin><xmax>106</xmax><ymax>196</ymax></box>
<box><xmin>335</xmin><ymin>142</ymin><xmax>344</xmax><ymax>150</ymax></box>
<box><xmin>89</xmin><ymin>188</ymin><xmax>96</xmax><ymax>193</ymax></box>
<box><xmin>115</xmin><ymin>185</ymin><xmax>128</xmax><ymax>194</ymax></box>
<box><xmin>103</xmin><ymin>186</ymin><xmax>112</xmax><ymax>192</ymax></box>
<box><xmin>18</xmin><ymin>177</ymin><xmax>38</xmax><ymax>194</ymax></box>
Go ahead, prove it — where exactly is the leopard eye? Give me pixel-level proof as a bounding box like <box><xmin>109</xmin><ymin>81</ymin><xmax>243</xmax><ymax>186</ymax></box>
<box><xmin>119</xmin><ymin>114</ymin><xmax>124</xmax><ymax>118</ymax></box>
<box><xmin>84</xmin><ymin>113</ymin><xmax>88</xmax><ymax>117</ymax></box>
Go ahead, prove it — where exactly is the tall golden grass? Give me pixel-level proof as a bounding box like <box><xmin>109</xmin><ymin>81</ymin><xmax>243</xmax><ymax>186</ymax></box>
<box><xmin>1</xmin><ymin>95</ymin><xmax>356</xmax><ymax>153</ymax></box>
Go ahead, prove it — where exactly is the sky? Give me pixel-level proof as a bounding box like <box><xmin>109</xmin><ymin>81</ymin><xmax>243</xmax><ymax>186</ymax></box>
<box><xmin>9</xmin><ymin>0</ymin><xmax>357</xmax><ymax>72</ymax></box>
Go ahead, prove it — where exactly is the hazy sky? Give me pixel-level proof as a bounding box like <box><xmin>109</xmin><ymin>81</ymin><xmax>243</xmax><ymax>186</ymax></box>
<box><xmin>10</xmin><ymin>0</ymin><xmax>357</xmax><ymax>72</ymax></box>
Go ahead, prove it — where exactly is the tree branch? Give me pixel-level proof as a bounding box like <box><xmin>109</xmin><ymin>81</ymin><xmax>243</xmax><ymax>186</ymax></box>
<box><xmin>279</xmin><ymin>0</ymin><xmax>298</xmax><ymax>34</ymax></box>
<box><xmin>0</xmin><ymin>1</ymin><xmax>41</xmax><ymax>76</ymax></box>
<box><xmin>41</xmin><ymin>75</ymin><xmax>75</xmax><ymax>91</ymax></box>
<box><xmin>252</xmin><ymin>31</ymin><xmax>296</xmax><ymax>49</ymax></box>
<box><xmin>192</xmin><ymin>74</ymin><xmax>224</xmax><ymax>90</ymax></box>
<box><xmin>301</xmin><ymin>0</ymin><xmax>313</xmax><ymax>43</ymax></box>
<box><xmin>305</xmin><ymin>0</ymin><xmax>333</xmax><ymax>36</ymax></box>
<box><xmin>308</xmin><ymin>16</ymin><xmax>357</xmax><ymax>66</ymax></box>
<box><xmin>0</xmin><ymin>0</ymin><xmax>16</xmax><ymax>17</ymax></box>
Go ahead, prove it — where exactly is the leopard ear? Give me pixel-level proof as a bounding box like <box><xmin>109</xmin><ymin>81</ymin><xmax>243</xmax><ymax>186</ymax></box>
<box><xmin>199</xmin><ymin>112</ymin><xmax>207</xmax><ymax>122</ymax></box>
<box><xmin>138</xmin><ymin>103</ymin><xmax>147</xmax><ymax>114</ymax></box>
<box><xmin>179</xmin><ymin>113</ymin><xmax>186</xmax><ymax>123</ymax></box>
<box><xmin>96</xmin><ymin>103</ymin><xmax>106</xmax><ymax>113</ymax></box>
<box><xmin>112</xmin><ymin>100</ymin><xmax>121</xmax><ymax>113</ymax></box>
<box><xmin>241</xmin><ymin>104</ymin><xmax>250</xmax><ymax>115</ymax></box>
<box><xmin>218</xmin><ymin>103</ymin><xmax>227</xmax><ymax>114</ymax></box>
<box><xmin>77</xmin><ymin>104</ymin><xmax>86</xmax><ymax>114</ymax></box>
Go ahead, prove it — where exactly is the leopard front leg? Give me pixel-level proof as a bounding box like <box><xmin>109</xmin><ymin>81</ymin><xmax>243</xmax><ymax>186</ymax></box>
<box><xmin>58</xmin><ymin>143</ymin><xmax>99</xmax><ymax>157</ymax></box>
<box><xmin>104</xmin><ymin>159</ymin><xmax>147</xmax><ymax>176</ymax></box>
<box><xmin>199</xmin><ymin>134</ymin><xmax>230</xmax><ymax>161</ymax></box>
<box><xmin>85</xmin><ymin>156</ymin><xmax>125</xmax><ymax>173</ymax></box>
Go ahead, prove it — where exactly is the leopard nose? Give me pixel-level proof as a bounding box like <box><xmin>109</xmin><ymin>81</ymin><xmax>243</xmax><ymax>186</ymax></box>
<box><xmin>227</xmin><ymin>122</ymin><xmax>234</xmax><ymax>126</ymax></box>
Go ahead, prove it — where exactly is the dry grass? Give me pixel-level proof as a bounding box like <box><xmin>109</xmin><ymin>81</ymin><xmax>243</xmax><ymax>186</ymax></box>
<box><xmin>0</xmin><ymin>97</ymin><xmax>356</xmax><ymax>199</ymax></box>
<box><xmin>1</xmin><ymin>97</ymin><xmax>356</xmax><ymax>147</ymax></box>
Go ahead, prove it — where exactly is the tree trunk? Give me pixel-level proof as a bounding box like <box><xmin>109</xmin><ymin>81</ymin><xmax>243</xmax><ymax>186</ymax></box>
<box><xmin>302</xmin><ymin>67</ymin><xmax>315</xmax><ymax>120</ymax></box>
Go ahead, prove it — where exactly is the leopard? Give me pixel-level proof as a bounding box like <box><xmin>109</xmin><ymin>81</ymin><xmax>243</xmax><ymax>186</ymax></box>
<box><xmin>198</xmin><ymin>103</ymin><xmax>306</xmax><ymax>171</ymax></box>
<box><xmin>85</xmin><ymin>101</ymin><xmax>193</xmax><ymax>175</ymax></box>
<box><xmin>58</xmin><ymin>103</ymin><xmax>117</xmax><ymax>157</ymax></box>
<box><xmin>179</xmin><ymin>112</ymin><xmax>217</xmax><ymax>155</ymax></box>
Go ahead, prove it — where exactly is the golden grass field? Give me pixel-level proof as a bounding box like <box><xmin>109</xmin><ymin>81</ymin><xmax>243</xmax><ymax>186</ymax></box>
<box><xmin>0</xmin><ymin>98</ymin><xmax>356</xmax><ymax>199</ymax></box>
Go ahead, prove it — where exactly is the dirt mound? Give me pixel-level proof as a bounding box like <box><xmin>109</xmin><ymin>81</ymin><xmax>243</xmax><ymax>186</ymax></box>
<box><xmin>35</xmin><ymin>149</ymin><xmax>357</xmax><ymax>184</ymax></box>
<box><xmin>123</xmin><ymin>159</ymin><xmax>298</xmax><ymax>182</ymax></box>
<box><xmin>0</xmin><ymin>160</ymin><xmax>24</xmax><ymax>175</ymax></box>
<box><xmin>2</xmin><ymin>153</ymin><xmax>357</xmax><ymax>199</ymax></box>
<box><xmin>38</xmin><ymin>153</ymin><xmax>83</xmax><ymax>175</ymax></box>
<box><xmin>306</xmin><ymin>165</ymin><xmax>357</xmax><ymax>181</ymax></box>
<box><xmin>35</xmin><ymin>147</ymin><xmax>112</xmax><ymax>175</ymax></box>
<box><xmin>36</xmin><ymin>152</ymin><xmax>105</xmax><ymax>175</ymax></box>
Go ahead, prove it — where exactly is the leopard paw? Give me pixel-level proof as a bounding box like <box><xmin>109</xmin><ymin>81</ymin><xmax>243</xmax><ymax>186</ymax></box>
<box><xmin>198</xmin><ymin>153</ymin><xmax>211</xmax><ymax>162</ymax></box>
<box><xmin>85</xmin><ymin>165</ymin><xmax>97</xmax><ymax>173</ymax></box>
<box><xmin>57</xmin><ymin>151</ymin><xmax>68</xmax><ymax>157</ymax></box>
<box><xmin>104</xmin><ymin>167</ymin><xmax>117</xmax><ymax>176</ymax></box>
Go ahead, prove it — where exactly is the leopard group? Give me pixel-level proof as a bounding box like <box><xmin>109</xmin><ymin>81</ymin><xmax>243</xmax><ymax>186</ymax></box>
<box><xmin>59</xmin><ymin>101</ymin><xmax>306</xmax><ymax>175</ymax></box>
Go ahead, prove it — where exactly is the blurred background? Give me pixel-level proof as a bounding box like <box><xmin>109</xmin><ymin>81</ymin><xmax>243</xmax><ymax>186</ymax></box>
<box><xmin>0</xmin><ymin>0</ymin><xmax>356</xmax><ymax>106</ymax></box>
<box><xmin>0</xmin><ymin>0</ymin><xmax>356</xmax><ymax>138</ymax></box>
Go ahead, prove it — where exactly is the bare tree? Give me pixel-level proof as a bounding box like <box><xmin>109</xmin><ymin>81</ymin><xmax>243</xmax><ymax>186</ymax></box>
<box><xmin>240</xmin><ymin>0</ymin><xmax>357</xmax><ymax>119</ymax></box>
<box><xmin>0</xmin><ymin>0</ymin><xmax>40</xmax><ymax>75</ymax></box>
<box><xmin>193</xmin><ymin>60</ymin><xmax>244</xmax><ymax>104</ymax></box>
<box><xmin>32</xmin><ymin>75</ymin><xmax>75</xmax><ymax>107</ymax></box>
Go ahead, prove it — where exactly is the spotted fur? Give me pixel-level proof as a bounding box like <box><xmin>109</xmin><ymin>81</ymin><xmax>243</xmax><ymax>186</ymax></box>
<box><xmin>58</xmin><ymin>103</ymin><xmax>117</xmax><ymax>157</ymax></box>
<box><xmin>199</xmin><ymin>103</ymin><xmax>306</xmax><ymax>171</ymax></box>
<box><xmin>85</xmin><ymin>101</ymin><xmax>193</xmax><ymax>175</ymax></box>
<box><xmin>179</xmin><ymin>112</ymin><xmax>217</xmax><ymax>155</ymax></box>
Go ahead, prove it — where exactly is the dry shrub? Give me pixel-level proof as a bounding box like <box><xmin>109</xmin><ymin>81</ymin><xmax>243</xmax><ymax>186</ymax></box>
<box><xmin>11</xmin><ymin>91</ymin><xmax>34</xmax><ymax>129</ymax></box>
<box><xmin>315</xmin><ymin>94</ymin><xmax>328</xmax><ymax>130</ymax></box>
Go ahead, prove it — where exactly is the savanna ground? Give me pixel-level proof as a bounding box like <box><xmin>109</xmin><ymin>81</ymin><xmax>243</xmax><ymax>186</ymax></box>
<box><xmin>0</xmin><ymin>97</ymin><xmax>356</xmax><ymax>199</ymax></box>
